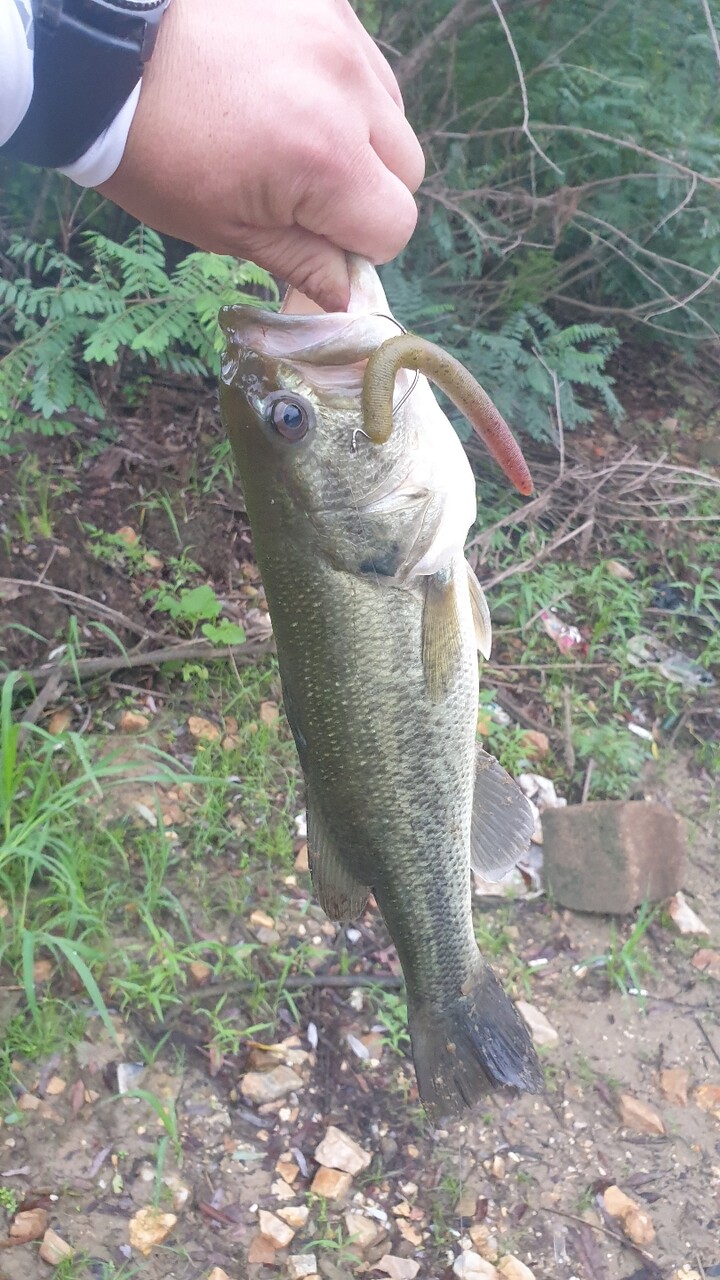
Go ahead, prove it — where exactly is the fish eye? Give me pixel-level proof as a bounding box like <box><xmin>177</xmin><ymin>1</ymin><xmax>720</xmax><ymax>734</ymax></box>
<box><xmin>265</xmin><ymin>393</ymin><xmax>313</xmax><ymax>442</ymax></box>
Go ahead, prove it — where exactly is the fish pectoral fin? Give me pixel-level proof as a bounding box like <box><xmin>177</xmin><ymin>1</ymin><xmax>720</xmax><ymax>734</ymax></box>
<box><xmin>470</xmin><ymin>747</ymin><xmax>535</xmax><ymax>880</ymax></box>
<box><xmin>422</xmin><ymin>567</ymin><xmax>464</xmax><ymax>701</ymax></box>
<box><xmin>307</xmin><ymin>798</ymin><xmax>370</xmax><ymax>923</ymax></box>
<box><xmin>466</xmin><ymin>562</ymin><xmax>492</xmax><ymax>660</ymax></box>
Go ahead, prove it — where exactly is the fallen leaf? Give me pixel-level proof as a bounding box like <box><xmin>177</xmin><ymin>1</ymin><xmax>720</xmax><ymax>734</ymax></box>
<box><xmin>618</xmin><ymin>1093</ymin><xmax>665</xmax><ymax>1135</ymax></box>
<box><xmin>659</xmin><ymin>1067</ymin><xmax>689</xmax><ymax>1106</ymax></box>
<box><xmin>47</xmin><ymin>709</ymin><xmax>72</xmax><ymax>735</ymax></box>
<box><xmin>605</xmin><ymin>559</ymin><xmax>634</xmax><ymax>581</ymax></box>
<box><xmin>187</xmin><ymin>715</ymin><xmax>221</xmax><ymax>743</ymax></box>
<box><xmin>259</xmin><ymin>700</ymin><xmax>279</xmax><ymax>726</ymax></box>
<box><xmin>45</xmin><ymin>1075</ymin><xmax>67</xmax><ymax>1097</ymax></box>
<box><xmin>143</xmin><ymin>553</ymin><xmax>164</xmax><ymax>570</ymax></box>
<box><xmin>695</xmin><ymin>1083</ymin><xmax>720</xmax><ymax>1118</ymax></box>
<box><xmin>32</xmin><ymin>959</ymin><xmax>54</xmax><ymax>983</ymax></box>
<box><xmin>519</xmin><ymin>730</ymin><xmax>550</xmax><ymax>760</ymax></box>
<box><xmin>128</xmin><ymin>1207</ymin><xmax>177</xmax><ymax>1256</ymax></box>
<box><xmin>603</xmin><ymin>1184</ymin><xmax>655</xmax><ymax>1245</ymax></box>
<box><xmin>115</xmin><ymin>526</ymin><xmax>138</xmax><ymax>545</ymax></box>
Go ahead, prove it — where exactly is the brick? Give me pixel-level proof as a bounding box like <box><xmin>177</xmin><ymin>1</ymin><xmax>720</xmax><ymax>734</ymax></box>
<box><xmin>541</xmin><ymin>800</ymin><xmax>685</xmax><ymax>914</ymax></box>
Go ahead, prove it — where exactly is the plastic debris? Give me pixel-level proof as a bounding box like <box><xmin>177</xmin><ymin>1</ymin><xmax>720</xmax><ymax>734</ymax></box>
<box><xmin>539</xmin><ymin>610</ymin><xmax>584</xmax><ymax>655</ymax></box>
<box><xmin>627</xmin><ymin>633</ymin><xmax>715</xmax><ymax>692</ymax></box>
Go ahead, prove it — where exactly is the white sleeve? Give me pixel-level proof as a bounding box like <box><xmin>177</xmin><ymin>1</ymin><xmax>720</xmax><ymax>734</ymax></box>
<box><xmin>58</xmin><ymin>83</ymin><xmax>141</xmax><ymax>187</ymax></box>
<box><xmin>0</xmin><ymin>0</ymin><xmax>34</xmax><ymax>146</ymax></box>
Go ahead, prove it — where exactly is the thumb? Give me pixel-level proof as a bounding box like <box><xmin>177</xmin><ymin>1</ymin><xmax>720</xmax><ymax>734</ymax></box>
<box><xmin>231</xmin><ymin>224</ymin><xmax>351</xmax><ymax>312</ymax></box>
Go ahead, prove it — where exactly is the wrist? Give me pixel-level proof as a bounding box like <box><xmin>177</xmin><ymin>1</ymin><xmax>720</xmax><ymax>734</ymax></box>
<box><xmin>0</xmin><ymin>0</ymin><xmax>171</xmax><ymax>171</ymax></box>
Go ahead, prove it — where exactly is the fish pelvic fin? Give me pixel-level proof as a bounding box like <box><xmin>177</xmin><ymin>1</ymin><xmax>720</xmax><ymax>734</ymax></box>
<box><xmin>470</xmin><ymin>746</ymin><xmax>535</xmax><ymax>880</ymax></box>
<box><xmin>307</xmin><ymin>797</ymin><xmax>370</xmax><ymax>922</ymax></box>
<box><xmin>422</xmin><ymin>566</ymin><xmax>464</xmax><ymax>702</ymax></box>
<box><xmin>466</xmin><ymin>562</ymin><xmax>492</xmax><ymax>660</ymax></box>
<box><xmin>408</xmin><ymin>967</ymin><xmax>543</xmax><ymax>1121</ymax></box>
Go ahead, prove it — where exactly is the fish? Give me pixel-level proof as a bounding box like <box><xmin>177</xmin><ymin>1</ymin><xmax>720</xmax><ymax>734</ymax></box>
<box><xmin>218</xmin><ymin>257</ymin><xmax>543</xmax><ymax>1119</ymax></box>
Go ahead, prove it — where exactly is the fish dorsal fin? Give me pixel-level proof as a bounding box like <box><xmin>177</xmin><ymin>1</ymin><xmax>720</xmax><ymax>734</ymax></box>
<box><xmin>471</xmin><ymin>747</ymin><xmax>535</xmax><ymax>880</ymax></box>
<box><xmin>307</xmin><ymin>794</ymin><xmax>370</xmax><ymax>923</ymax></box>
<box><xmin>466</xmin><ymin>562</ymin><xmax>492</xmax><ymax>660</ymax></box>
<box><xmin>422</xmin><ymin>566</ymin><xmax>464</xmax><ymax>701</ymax></box>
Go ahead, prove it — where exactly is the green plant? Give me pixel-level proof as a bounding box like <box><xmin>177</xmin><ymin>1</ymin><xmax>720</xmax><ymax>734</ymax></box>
<box><xmin>585</xmin><ymin>902</ymin><xmax>658</xmax><ymax>1000</ymax></box>
<box><xmin>0</xmin><ymin>227</ymin><xmax>275</xmax><ymax>449</ymax></box>
<box><xmin>0</xmin><ymin>1186</ymin><xmax>18</xmax><ymax>1217</ymax></box>
<box><xmin>151</xmin><ymin>582</ymin><xmax>246</xmax><ymax>645</ymax></box>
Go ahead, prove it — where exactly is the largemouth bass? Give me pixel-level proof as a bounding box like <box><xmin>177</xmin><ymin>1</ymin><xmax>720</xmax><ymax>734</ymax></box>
<box><xmin>218</xmin><ymin>258</ymin><xmax>543</xmax><ymax>1118</ymax></box>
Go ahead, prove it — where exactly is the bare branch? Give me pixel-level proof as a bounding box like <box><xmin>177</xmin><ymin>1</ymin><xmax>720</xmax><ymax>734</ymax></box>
<box><xmin>489</xmin><ymin>0</ymin><xmax>563</xmax><ymax>176</ymax></box>
<box><xmin>700</xmin><ymin>0</ymin><xmax>720</xmax><ymax>74</ymax></box>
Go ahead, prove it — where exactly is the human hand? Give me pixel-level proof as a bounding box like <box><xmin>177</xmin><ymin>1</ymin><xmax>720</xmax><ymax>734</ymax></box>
<box><xmin>99</xmin><ymin>0</ymin><xmax>424</xmax><ymax>311</ymax></box>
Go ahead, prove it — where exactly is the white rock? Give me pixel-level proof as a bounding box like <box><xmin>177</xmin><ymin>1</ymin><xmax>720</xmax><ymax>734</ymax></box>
<box><xmin>453</xmin><ymin>1252</ymin><xmax>499</xmax><ymax>1278</ymax></box>
<box><xmin>344</xmin><ymin>1211</ymin><xmax>384</xmax><ymax>1249</ymax></box>
<box><xmin>374</xmin><ymin>1257</ymin><xmax>420</xmax><ymax>1280</ymax></box>
<box><xmin>278</xmin><ymin>1206</ymin><xmax>309</xmax><ymax>1229</ymax></box>
<box><xmin>515</xmin><ymin>1001</ymin><xmax>559</xmax><ymax>1048</ymax></box>
<box><xmin>667</xmin><ymin>891</ymin><xmax>710</xmax><ymax>936</ymax></box>
<box><xmin>240</xmin><ymin>1065</ymin><xmax>303</xmax><ymax>1105</ymax></box>
<box><xmin>287</xmin><ymin>1256</ymin><xmax>317</xmax><ymax>1279</ymax></box>
<box><xmin>314</xmin><ymin>1125</ymin><xmax>371</xmax><ymax>1175</ymax></box>
<box><xmin>497</xmin><ymin>1258</ymin><xmax>536</xmax><ymax>1280</ymax></box>
<box><xmin>258</xmin><ymin>1209</ymin><xmax>295</xmax><ymax>1249</ymax></box>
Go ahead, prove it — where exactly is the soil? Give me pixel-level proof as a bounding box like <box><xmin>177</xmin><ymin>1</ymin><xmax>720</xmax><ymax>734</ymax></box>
<box><xmin>1</xmin><ymin>366</ymin><xmax>719</xmax><ymax>1279</ymax></box>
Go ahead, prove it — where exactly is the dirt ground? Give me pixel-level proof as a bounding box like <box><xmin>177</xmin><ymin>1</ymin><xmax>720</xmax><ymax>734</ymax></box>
<box><xmin>1</xmin><ymin>364</ymin><xmax>719</xmax><ymax>1280</ymax></box>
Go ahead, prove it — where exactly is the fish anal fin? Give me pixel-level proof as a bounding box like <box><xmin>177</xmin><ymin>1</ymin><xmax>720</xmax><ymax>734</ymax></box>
<box><xmin>470</xmin><ymin>746</ymin><xmax>535</xmax><ymax>880</ymax></box>
<box><xmin>308</xmin><ymin>799</ymin><xmax>370</xmax><ymax>922</ymax></box>
<box><xmin>466</xmin><ymin>562</ymin><xmax>492</xmax><ymax>660</ymax></box>
<box><xmin>422</xmin><ymin>567</ymin><xmax>463</xmax><ymax>701</ymax></box>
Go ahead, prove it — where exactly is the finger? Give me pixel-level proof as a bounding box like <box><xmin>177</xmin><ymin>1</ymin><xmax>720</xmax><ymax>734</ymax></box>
<box><xmin>227</xmin><ymin>223</ymin><xmax>351</xmax><ymax>312</ymax></box>
<box><xmin>340</xmin><ymin>1</ymin><xmax>405</xmax><ymax>110</ymax></box>
<box><xmin>370</xmin><ymin>97</ymin><xmax>425</xmax><ymax>193</ymax></box>
<box><xmin>297</xmin><ymin>145</ymin><xmax>418</xmax><ymax>265</ymax></box>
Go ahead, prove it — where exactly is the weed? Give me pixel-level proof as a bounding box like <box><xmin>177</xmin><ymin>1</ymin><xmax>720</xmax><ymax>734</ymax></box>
<box><xmin>0</xmin><ymin>1185</ymin><xmax>18</xmax><ymax>1216</ymax></box>
<box><xmin>584</xmin><ymin>902</ymin><xmax>658</xmax><ymax>1001</ymax></box>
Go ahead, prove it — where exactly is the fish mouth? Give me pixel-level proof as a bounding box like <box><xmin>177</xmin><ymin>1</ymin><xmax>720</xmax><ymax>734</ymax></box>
<box><xmin>218</xmin><ymin>256</ymin><xmax>402</xmax><ymax>396</ymax></box>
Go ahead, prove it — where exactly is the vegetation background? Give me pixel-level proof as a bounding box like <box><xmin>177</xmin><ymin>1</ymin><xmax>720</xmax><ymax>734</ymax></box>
<box><xmin>0</xmin><ymin>4</ymin><xmax>719</xmax><ymax>1279</ymax></box>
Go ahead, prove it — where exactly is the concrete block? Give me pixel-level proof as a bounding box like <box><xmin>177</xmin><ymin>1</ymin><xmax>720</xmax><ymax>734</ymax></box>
<box><xmin>541</xmin><ymin>800</ymin><xmax>685</xmax><ymax>914</ymax></box>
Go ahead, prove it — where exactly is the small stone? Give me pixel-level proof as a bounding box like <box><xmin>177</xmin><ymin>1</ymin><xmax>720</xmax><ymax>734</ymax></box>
<box><xmin>248</xmin><ymin>1235</ymin><xmax>277</xmax><ymax>1264</ymax></box>
<box><xmin>287</xmin><ymin>1257</ymin><xmax>318</xmax><ymax>1279</ymax></box>
<box><xmin>618</xmin><ymin>1093</ymin><xmax>665</xmax><ymax>1135</ymax></box>
<box><xmin>606</xmin><ymin>560</ymin><xmax>634</xmax><ymax>581</ymax></box>
<box><xmin>39</xmin><ymin>1228</ymin><xmax>74</xmax><ymax>1264</ymax></box>
<box><xmin>10</xmin><ymin>1208</ymin><xmax>48</xmax><ymax>1240</ymax></box>
<box><xmin>258</xmin><ymin>1209</ymin><xmax>295</xmax><ymax>1249</ymax></box>
<box><xmin>33</xmin><ymin>958</ymin><xmax>54</xmax><ymax>983</ymax></box>
<box><xmin>469</xmin><ymin>1226</ymin><xmax>499</xmax><ymax>1260</ymax></box>
<box><xmin>276</xmin><ymin>1158</ymin><xmax>300</xmax><ymax>1185</ymax></box>
<box><xmin>256</xmin><ymin>925</ymin><xmax>281</xmax><ymax>945</ymax></box>
<box><xmin>119</xmin><ymin>710</ymin><xmax>149</xmax><ymax>733</ymax></box>
<box><xmin>164</xmin><ymin>1173</ymin><xmax>191</xmax><ymax>1211</ymax></box>
<box><xmin>541</xmin><ymin>800</ymin><xmax>685</xmax><ymax>913</ymax></box>
<box><xmin>672</xmin><ymin>1270</ymin><xmax>702</xmax><ymax>1280</ymax></box>
<box><xmin>455</xmin><ymin>1187</ymin><xmax>478</xmax><ymax>1218</ymax></box>
<box><xmin>271</xmin><ymin>1179</ymin><xmax>296</xmax><ymax>1201</ymax></box>
<box><xmin>250</xmin><ymin>908</ymin><xmax>275</xmax><ymax>930</ymax></box>
<box><xmin>17</xmin><ymin>1091</ymin><xmax>42</xmax><ymax>1111</ymax></box>
<box><xmin>240</xmin><ymin>1065</ymin><xmax>303</xmax><ymax>1105</ymax></box>
<box><xmin>115</xmin><ymin>525</ymin><xmax>138</xmax><ymax>544</ymax></box>
<box><xmin>278</xmin><ymin>1206</ymin><xmax>309</xmax><ymax>1229</ymax></box>
<box><xmin>294</xmin><ymin>844</ymin><xmax>309</xmax><ymax>872</ymax></box>
<box><xmin>143</xmin><ymin>552</ymin><xmax>164</xmax><ymax>570</ymax></box>
<box><xmin>397</xmin><ymin>1220</ymin><xmax>423</xmax><ymax>1246</ymax></box>
<box><xmin>259</xmin><ymin>700</ymin><xmax>280</xmax><ymax>726</ymax></box>
<box><xmin>374</xmin><ymin>1257</ymin><xmax>420</xmax><ymax>1280</ymax></box>
<box><xmin>187</xmin><ymin>715</ymin><xmax>221</xmax><ymax>743</ymax></box>
<box><xmin>695</xmin><ymin>1084</ymin><xmax>720</xmax><ymax>1118</ymax></box>
<box><xmin>453</xmin><ymin>1255</ymin><xmax>499</xmax><ymax>1279</ymax></box>
<box><xmin>691</xmin><ymin>949</ymin><xmax>720</xmax><ymax>980</ymax></box>
<box><xmin>310</xmin><ymin>1166</ymin><xmax>353</xmax><ymax>1201</ymax></box>
<box><xmin>45</xmin><ymin>1075</ymin><xmax>67</xmax><ymax>1096</ymax></box>
<box><xmin>47</xmin><ymin>708</ymin><xmax>72</xmax><ymax>735</ymax></box>
<box><xmin>490</xmin><ymin>1155</ymin><xmax>505</xmax><ymax>1180</ymax></box>
<box><xmin>519</xmin><ymin>730</ymin><xmax>550</xmax><ymax>760</ymax></box>
<box><xmin>314</xmin><ymin>1125</ymin><xmax>371</xmax><ymax>1175</ymax></box>
<box><xmin>207</xmin><ymin>1270</ymin><xmax>232</xmax><ymax>1280</ymax></box>
<box><xmin>667</xmin><ymin>892</ymin><xmax>710</xmax><ymax>936</ymax></box>
<box><xmin>603</xmin><ymin>1185</ymin><xmax>655</xmax><ymax>1245</ymax></box>
<box><xmin>189</xmin><ymin>961</ymin><xmax>212</xmax><ymax>986</ymax></box>
<box><xmin>515</xmin><ymin>1001</ymin><xmax>559</xmax><ymax>1048</ymax></box>
<box><xmin>497</xmin><ymin>1258</ymin><xmax>536</xmax><ymax>1280</ymax></box>
<box><xmin>660</xmin><ymin>1067</ymin><xmax>689</xmax><ymax>1106</ymax></box>
<box><xmin>344</xmin><ymin>1211</ymin><xmax>384</xmax><ymax>1250</ymax></box>
<box><xmin>128</xmin><ymin>1207</ymin><xmax>177</xmax><ymax>1256</ymax></box>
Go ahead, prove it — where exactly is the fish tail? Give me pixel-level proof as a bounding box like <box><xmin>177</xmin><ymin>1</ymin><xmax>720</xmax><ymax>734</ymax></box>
<box><xmin>408</xmin><ymin>968</ymin><xmax>544</xmax><ymax>1120</ymax></box>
